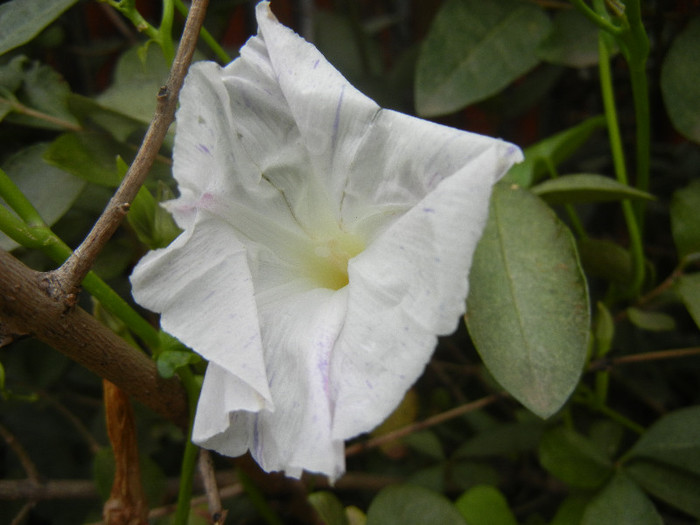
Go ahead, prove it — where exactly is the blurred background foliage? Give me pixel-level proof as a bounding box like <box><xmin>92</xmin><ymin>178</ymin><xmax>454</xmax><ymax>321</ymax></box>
<box><xmin>1</xmin><ymin>0</ymin><xmax>700</xmax><ymax>523</ymax></box>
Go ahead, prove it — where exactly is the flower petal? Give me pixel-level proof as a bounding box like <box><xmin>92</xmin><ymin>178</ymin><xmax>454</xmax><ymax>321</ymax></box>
<box><xmin>331</xmin><ymin>142</ymin><xmax>521</xmax><ymax>440</ymax></box>
<box><xmin>130</xmin><ymin>214</ymin><xmax>272</xmax><ymax>406</ymax></box>
<box><xmin>194</xmin><ymin>287</ymin><xmax>349</xmax><ymax>480</ymax></box>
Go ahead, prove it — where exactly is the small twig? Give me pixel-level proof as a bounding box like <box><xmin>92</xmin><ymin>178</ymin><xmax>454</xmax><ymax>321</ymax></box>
<box><xmin>0</xmin><ymin>424</ymin><xmax>40</xmax><ymax>482</ymax></box>
<box><xmin>38</xmin><ymin>391</ymin><xmax>102</xmax><ymax>455</ymax></box>
<box><xmin>52</xmin><ymin>0</ymin><xmax>210</xmax><ymax>297</ymax></box>
<box><xmin>345</xmin><ymin>393</ymin><xmax>506</xmax><ymax>457</ymax></box>
<box><xmin>11</xmin><ymin>501</ymin><xmax>36</xmax><ymax>525</ymax></box>
<box><xmin>198</xmin><ymin>449</ymin><xmax>227</xmax><ymax>523</ymax></box>
<box><xmin>589</xmin><ymin>346</ymin><xmax>700</xmax><ymax>371</ymax></box>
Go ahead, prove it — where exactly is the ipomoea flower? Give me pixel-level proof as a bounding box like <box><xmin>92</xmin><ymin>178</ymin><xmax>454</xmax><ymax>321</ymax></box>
<box><xmin>130</xmin><ymin>1</ymin><xmax>523</xmax><ymax>481</ymax></box>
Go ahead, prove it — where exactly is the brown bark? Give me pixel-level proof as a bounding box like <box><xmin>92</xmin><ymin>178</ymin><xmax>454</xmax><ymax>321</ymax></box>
<box><xmin>0</xmin><ymin>250</ymin><xmax>188</xmax><ymax>427</ymax></box>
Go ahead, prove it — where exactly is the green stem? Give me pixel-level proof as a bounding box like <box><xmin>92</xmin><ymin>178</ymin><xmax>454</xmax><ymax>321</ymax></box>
<box><xmin>174</xmin><ymin>0</ymin><xmax>231</xmax><ymax>64</ymax></box>
<box><xmin>0</xmin><ymin>97</ymin><xmax>83</xmax><ymax>132</ymax></box>
<box><xmin>569</xmin><ymin>0</ymin><xmax>622</xmax><ymax>35</ymax></box>
<box><xmin>598</xmin><ymin>33</ymin><xmax>645</xmax><ymax>297</ymax></box>
<box><xmin>595</xmin><ymin>403</ymin><xmax>645</xmax><ymax>435</ymax></box>
<box><xmin>159</xmin><ymin>0</ymin><xmax>176</xmax><ymax>65</ymax></box>
<box><xmin>173</xmin><ymin>367</ymin><xmax>201</xmax><ymax>525</ymax></box>
<box><xmin>544</xmin><ymin>160</ymin><xmax>587</xmax><ymax>239</ymax></box>
<box><xmin>0</xmin><ymin>168</ymin><xmax>44</xmax><ymax>227</ymax></box>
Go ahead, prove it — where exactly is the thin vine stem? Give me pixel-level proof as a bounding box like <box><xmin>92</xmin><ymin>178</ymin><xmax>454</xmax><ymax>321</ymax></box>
<box><xmin>173</xmin><ymin>367</ymin><xmax>201</xmax><ymax>525</ymax></box>
<box><xmin>597</xmin><ymin>33</ymin><xmax>645</xmax><ymax>297</ymax></box>
<box><xmin>174</xmin><ymin>0</ymin><xmax>231</xmax><ymax>64</ymax></box>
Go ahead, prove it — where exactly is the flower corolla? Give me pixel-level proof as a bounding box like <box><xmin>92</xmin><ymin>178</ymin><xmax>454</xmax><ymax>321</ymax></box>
<box><xmin>130</xmin><ymin>1</ymin><xmax>523</xmax><ymax>481</ymax></box>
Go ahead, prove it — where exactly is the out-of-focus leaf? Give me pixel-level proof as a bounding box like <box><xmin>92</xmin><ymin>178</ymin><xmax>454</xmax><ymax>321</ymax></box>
<box><xmin>550</xmin><ymin>495</ymin><xmax>590</xmax><ymax>525</ymax></box>
<box><xmin>504</xmin><ymin>116</ymin><xmax>605</xmax><ymax>188</ymax></box>
<box><xmin>406</xmin><ymin>464</ymin><xmax>445</xmax><ymax>493</ymax></box>
<box><xmin>466</xmin><ymin>184</ymin><xmax>590</xmax><ymax>418</ymax></box>
<box><xmin>44</xmin><ymin>132</ymin><xmax>127</xmax><ymax>187</ymax></box>
<box><xmin>538</xmin><ymin>9</ymin><xmax>607</xmax><ymax>67</ymax></box>
<box><xmin>308</xmin><ymin>492</ymin><xmax>349</xmax><ymax>525</ymax></box>
<box><xmin>156</xmin><ymin>349</ymin><xmax>201</xmax><ymax>379</ymax></box>
<box><xmin>68</xmin><ymin>93</ymin><xmax>145</xmax><ymax>143</ymax></box>
<box><xmin>402</xmin><ymin>431</ymin><xmax>445</xmax><ymax>461</ymax></box>
<box><xmin>366</xmin><ymin>485</ymin><xmax>466</xmax><ymax>525</ymax></box>
<box><xmin>415</xmin><ymin>0</ymin><xmax>550</xmax><ymax>117</ymax></box>
<box><xmin>578</xmin><ymin>238</ymin><xmax>633</xmax><ymax>286</ymax></box>
<box><xmin>454</xmin><ymin>420</ymin><xmax>544</xmax><ymax>458</ymax></box>
<box><xmin>455</xmin><ymin>485</ymin><xmax>518</xmax><ymax>525</ymax></box>
<box><xmin>0</xmin><ymin>56</ymin><xmax>78</xmax><ymax>130</ymax></box>
<box><xmin>371</xmin><ymin>389</ymin><xmax>419</xmax><ymax>458</ymax></box>
<box><xmin>626</xmin><ymin>307</ymin><xmax>676</xmax><ymax>332</ymax></box>
<box><xmin>593</xmin><ymin>302</ymin><xmax>615</xmax><ymax>359</ymax></box>
<box><xmin>624</xmin><ymin>460</ymin><xmax>700</xmax><ymax>518</ymax></box>
<box><xmin>97</xmin><ymin>45</ymin><xmax>171</xmax><ymax>126</ymax></box>
<box><xmin>0</xmin><ymin>143</ymin><xmax>85</xmax><ymax>250</ymax></box>
<box><xmin>661</xmin><ymin>16</ymin><xmax>700</xmax><ymax>143</ymax></box>
<box><xmin>92</xmin><ymin>447</ymin><xmax>167</xmax><ymax>507</ymax></box>
<box><xmin>676</xmin><ymin>274</ymin><xmax>700</xmax><ymax>330</ymax></box>
<box><xmin>448</xmin><ymin>462</ymin><xmax>501</xmax><ymax>492</ymax></box>
<box><xmin>589</xmin><ymin>419</ymin><xmax>624</xmax><ymax>460</ymax></box>
<box><xmin>539</xmin><ymin>427</ymin><xmax>613</xmax><ymax>489</ymax></box>
<box><xmin>581</xmin><ymin>473</ymin><xmax>663</xmax><ymax>525</ymax></box>
<box><xmin>670</xmin><ymin>179</ymin><xmax>700</xmax><ymax>260</ymax></box>
<box><xmin>532</xmin><ymin>174</ymin><xmax>654</xmax><ymax>204</ymax></box>
<box><xmin>626</xmin><ymin>406</ymin><xmax>700</xmax><ymax>475</ymax></box>
<box><xmin>0</xmin><ymin>0</ymin><xmax>78</xmax><ymax>55</ymax></box>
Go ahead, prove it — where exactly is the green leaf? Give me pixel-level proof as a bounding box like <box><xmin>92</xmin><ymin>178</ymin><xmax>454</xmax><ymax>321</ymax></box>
<box><xmin>0</xmin><ymin>143</ymin><xmax>85</xmax><ymax>250</ymax></box>
<box><xmin>156</xmin><ymin>349</ymin><xmax>200</xmax><ymax>379</ymax></box>
<box><xmin>466</xmin><ymin>185</ymin><xmax>590</xmax><ymax>417</ymax></box>
<box><xmin>503</xmin><ymin>116</ymin><xmax>605</xmax><ymax>188</ymax></box>
<box><xmin>454</xmin><ymin>485</ymin><xmax>518</xmax><ymax>525</ymax></box>
<box><xmin>68</xmin><ymin>93</ymin><xmax>145</xmax><ymax>143</ymax></box>
<box><xmin>626</xmin><ymin>307</ymin><xmax>676</xmax><ymax>332</ymax></box>
<box><xmin>676</xmin><ymin>273</ymin><xmax>700</xmax><ymax>330</ymax></box>
<box><xmin>539</xmin><ymin>427</ymin><xmax>613</xmax><ymax>489</ymax></box>
<box><xmin>447</xmin><ymin>462</ymin><xmax>501</xmax><ymax>492</ymax></box>
<box><xmin>531</xmin><ymin>174</ymin><xmax>654</xmax><ymax>204</ymax></box>
<box><xmin>43</xmin><ymin>132</ymin><xmax>127</xmax><ymax>187</ymax></box>
<box><xmin>626</xmin><ymin>406</ymin><xmax>700</xmax><ymax>476</ymax></box>
<box><xmin>97</xmin><ymin>44</ymin><xmax>172</xmax><ymax>126</ymax></box>
<box><xmin>402</xmin><ymin>431</ymin><xmax>445</xmax><ymax>461</ymax></box>
<box><xmin>670</xmin><ymin>179</ymin><xmax>700</xmax><ymax>260</ymax></box>
<box><xmin>661</xmin><ymin>16</ymin><xmax>700</xmax><ymax>143</ymax></box>
<box><xmin>593</xmin><ymin>302</ymin><xmax>615</xmax><ymax>359</ymax></box>
<box><xmin>623</xmin><ymin>460</ymin><xmax>700</xmax><ymax>518</ymax></box>
<box><xmin>0</xmin><ymin>0</ymin><xmax>78</xmax><ymax>55</ymax></box>
<box><xmin>454</xmin><ymin>420</ymin><xmax>544</xmax><ymax>458</ymax></box>
<box><xmin>581</xmin><ymin>473</ymin><xmax>663</xmax><ymax>525</ymax></box>
<box><xmin>577</xmin><ymin>238</ymin><xmax>633</xmax><ymax>286</ymax></box>
<box><xmin>550</xmin><ymin>495</ymin><xmax>590</xmax><ymax>525</ymax></box>
<box><xmin>538</xmin><ymin>9</ymin><xmax>606</xmax><ymax>68</ymax></box>
<box><xmin>308</xmin><ymin>492</ymin><xmax>350</xmax><ymax>525</ymax></box>
<box><xmin>366</xmin><ymin>485</ymin><xmax>466</xmax><ymax>525</ymax></box>
<box><xmin>127</xmin><ymin>185</ymin><xmax>182</xmax><ymax>250</ymax></box>
<box><xmin>415</xmin><ymin>0</ymin><xmax>550</xmax><ymax>117</ymax></box>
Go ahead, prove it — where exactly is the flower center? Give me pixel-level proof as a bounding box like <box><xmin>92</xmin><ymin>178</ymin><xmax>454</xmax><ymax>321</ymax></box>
<box><xmin>306</xmin><ymin>230</ymin><xmax>365</xmax><ymax>290</ymax></box>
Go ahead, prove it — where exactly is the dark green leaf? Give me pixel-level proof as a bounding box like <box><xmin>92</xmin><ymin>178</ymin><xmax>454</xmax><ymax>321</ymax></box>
<box><xmin>402</xmin><ymin>431</ymin><xmax>445</xmax><ymax>461</ymax></box>
<box><xmin>550</xmin><ymin>495</ymin><xmax>590</xmax><ymax>525</ymax></box>
<box><xmin>581</xmin><ymin>473</ymin><xmax>663</xmax><ymax>525</ymax></box>
<box><xmin>43</xmin><ymin>132</ymin><xmax>127</xmax><ymax>187</ymax></box>
<box><xmin>68</xmin><ymin>93</ymin><xmax>145</xmax><ymax>143</ymax></box>
<box><xmin>466</xmin><ymin>185</ymin><xmax>590</xmax><ymax>417</ymax></box>
<box><xmin>531</xmin><ymin>174</ymin><xmax>654</xmax><ymax>204</ymax></box>
<box><xmin>670</xmin><ymin>179</ymin><xmax>700</xmax><ymax>260</ymax></box>
<box><xmin>0</xmin><ymin>0</ymin><xmax>78</xmax><ymax>55</ymax></box>
<box><xmin>415</xmin><ymin>0</ymin><xmax>550</xmax><ymax>116</ymax></box>
<box><xmin>676</xmin><ymin>274</ymin><xmax>700</xmax><ymax>330</ymax></box>
<box><xmin>0</xmin><ymin>143</ymin><xmax>85</xmax><ymax>250</ymax></box>
<box><xmin>538</xmin><ymin>9</ymin><xmax>606</xmax><ymax>67</ymax></box>
<box><xmin>455</xmin><ymin>485</ymin><xmax>518</xmax><ymax>525</ymax></box>
<box><xmin>539</xmin><ymin>427</ymin><xmax>613</xmax><ymax>489</ymax></box>
<box><xmin>624</xmin><ymin>460</ymin><xmax>700</xmax><ymax>518</ymax></box>
<box><xmin>447</xmin><ymin>462</ymin><xmax>501</xmax><ymax>492</ymax></box>
<box><xmin>454</xmin><ymin>420</ymin><xmax>544</xmax><ymax>458</ymax></box>
<box><xmin>366</xmin><ymin>485</ymin><xmax>466</xmax><ymax>525</ymax></box>
<box><xmin>661</xmin><ymin>16</ymin><xmax>700</xmax><ymax>143</ymax></box>
<box><xmin>308</xmin><ymin>492</ymin><xmax>349</xmax><ymax>525</ymax></box>
<box><xmin>626</xmin><ymin>406</ymin><xmax>700</xmax><ymax>475</ymax></box>
<box><xmin>577</xmin><ymin>238</ymin><xmax>633</xmax><ymax>286</ymax></box>
<box><xmin>503</xmin><ymin>116</ymin><xmax>605</xmax><ymax>188</ymax></box>
<box><xmin>593</xmin><ymin>302</ymin><xmax>615</xmax><ymax>359</ymax></box>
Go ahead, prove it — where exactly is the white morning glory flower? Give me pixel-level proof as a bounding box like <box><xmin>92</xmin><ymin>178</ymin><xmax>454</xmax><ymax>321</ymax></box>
<box><xmin>130</xmin><ymin>1</ymin><xmax>522</xmax><ymax>481</ymax></box>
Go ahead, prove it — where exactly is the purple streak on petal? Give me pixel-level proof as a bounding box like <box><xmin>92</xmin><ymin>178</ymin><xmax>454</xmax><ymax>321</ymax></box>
<box><xmin>313</xmin><ymin>59</ymin><xmax>320</xmax><ymax>69</ymax></box>
<box><xmin>331</xmin><ymin>85</ymin><xmax>346</xmax><ymax>151</ymax></box>
<box><xmin>423</xmin><ymin>207</ymin><xmax>435</xmax><ymax>213</ymax></box>
<box><xmin>197</xmin><ymin>143</ymin><xmax>211</xmax><ymax>154</ymax></box>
